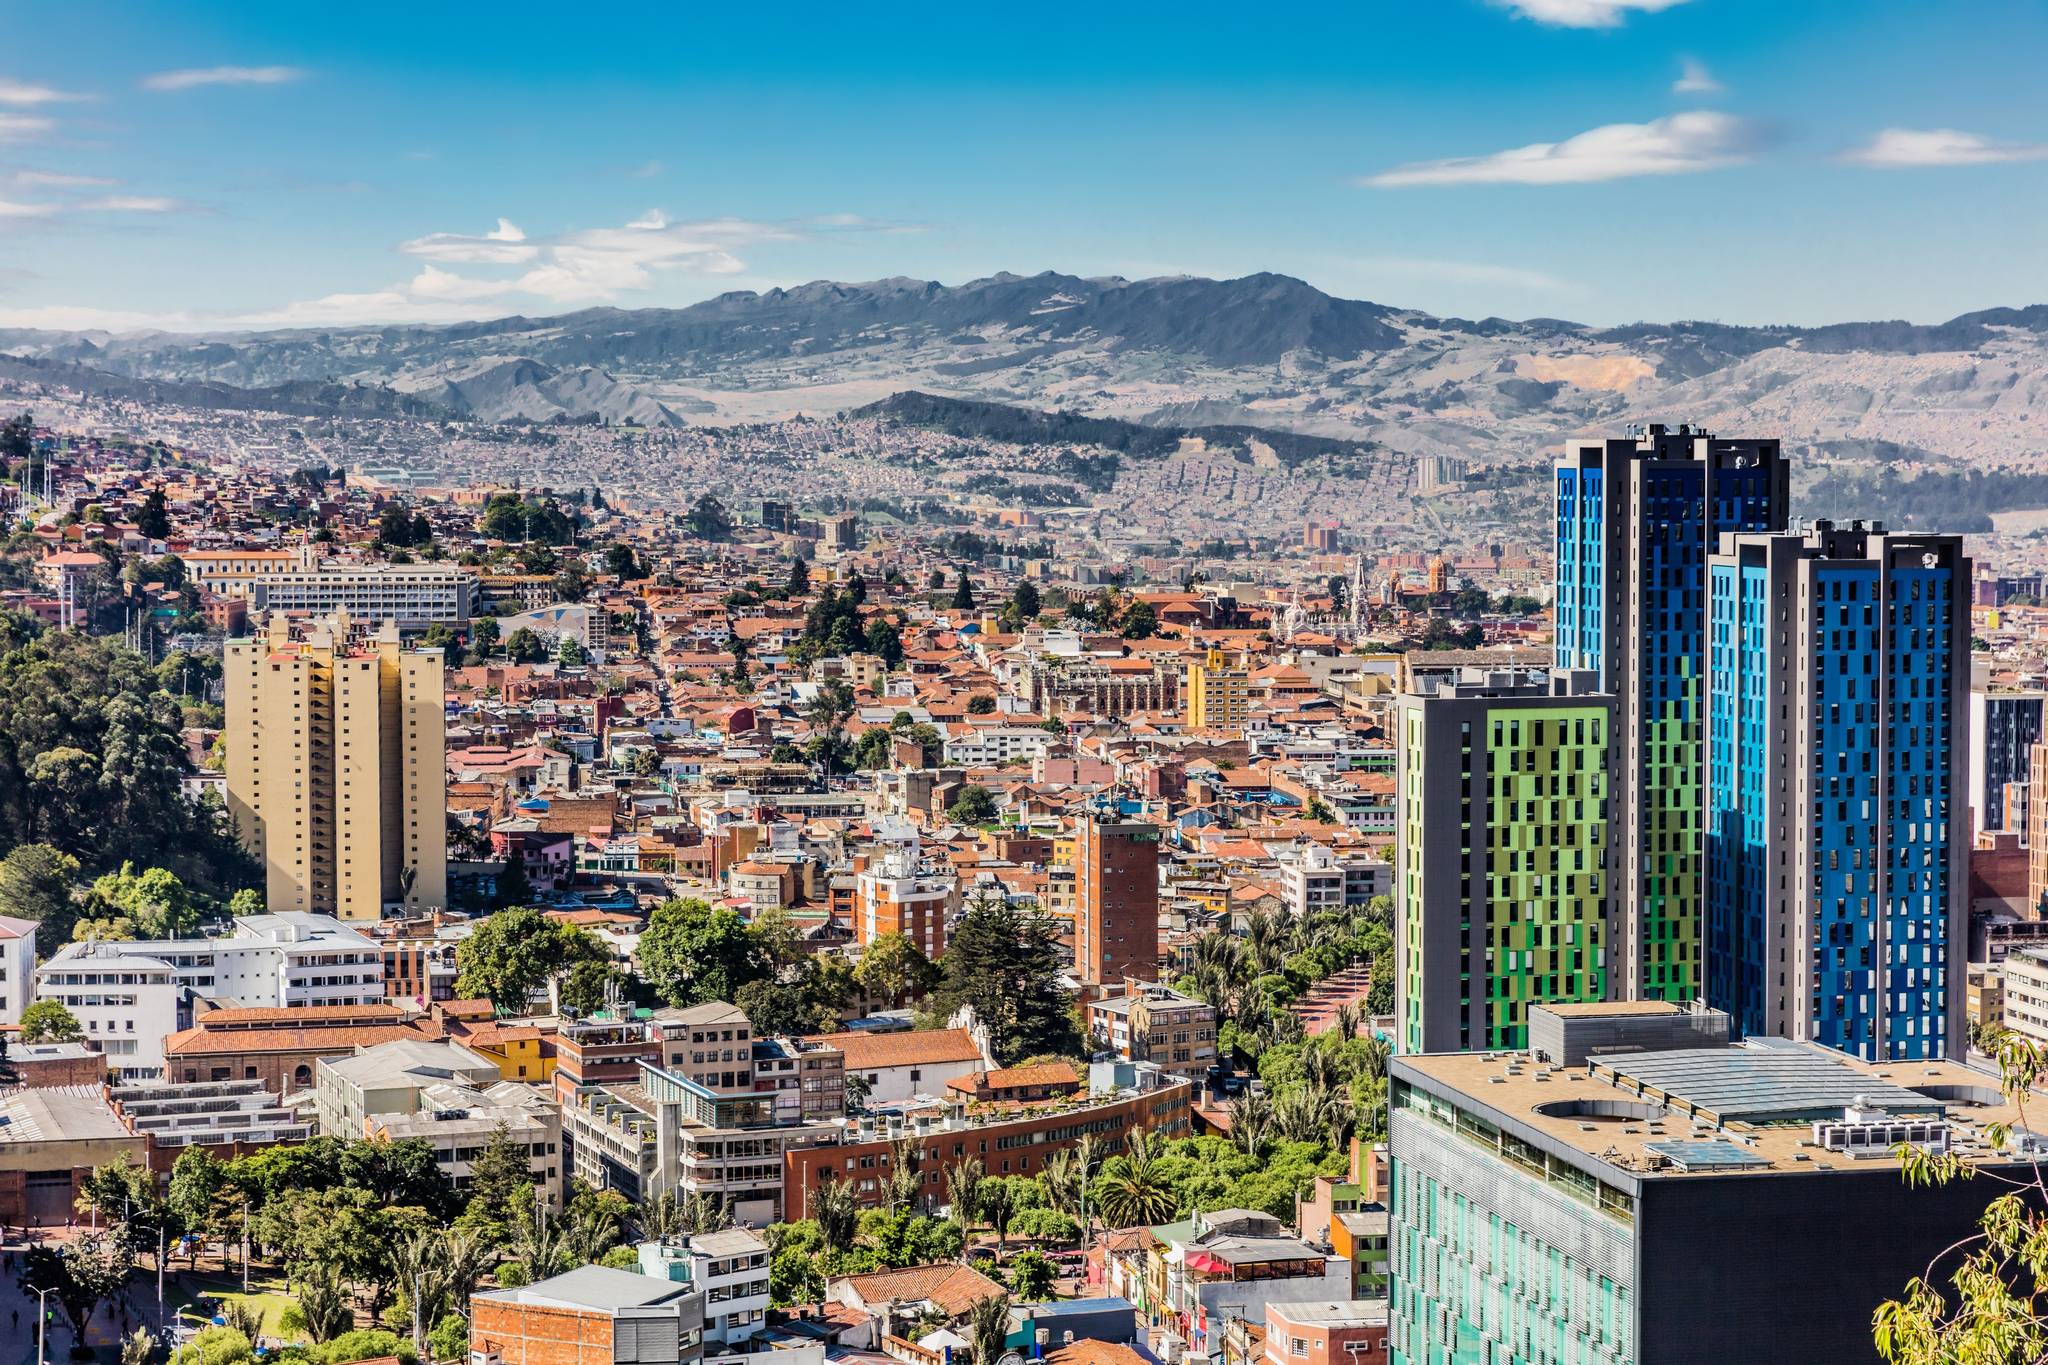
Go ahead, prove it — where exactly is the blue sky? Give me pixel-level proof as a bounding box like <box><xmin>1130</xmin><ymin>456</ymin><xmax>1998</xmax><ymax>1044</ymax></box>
<box><xmin>2</xmin><ymin>0</ymin><xmax>2044</xmax><ymax>331</ymax></box>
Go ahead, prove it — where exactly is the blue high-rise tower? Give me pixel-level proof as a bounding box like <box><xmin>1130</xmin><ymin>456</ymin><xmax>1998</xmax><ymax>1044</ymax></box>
<box><xmin>1706</xmin><ymin>521</ymin><xmax>1971</xmax><ymax>1060</ymax></box>
<box><xmin>1554</xmin><ymin>424</ymin><xmax>1788</xmax><ymax>1004</ymax></box>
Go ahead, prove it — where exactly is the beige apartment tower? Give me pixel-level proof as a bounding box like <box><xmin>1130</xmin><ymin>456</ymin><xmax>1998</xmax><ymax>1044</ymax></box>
<box><xmin>225</xmin><ymin>613</ymin><xmax>447</xmax><ymax>921</ymax></box>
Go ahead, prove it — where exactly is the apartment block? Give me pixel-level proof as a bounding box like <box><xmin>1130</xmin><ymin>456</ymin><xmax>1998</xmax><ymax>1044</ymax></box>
<box><xmin>226</xmin><ymin>614</ymin><xmax>448</xmax><ymax>920</ymax></box>
<box><xmin>1395</xmin><ymin>667</ymin><xmax>1612</xmax><ymax>1054</ymax></box>
<box><xmin>1967</xmin><ymin>678</ymin><xmax>2044</xmax><ymax>837</ymax></box>
<box><xmin>1076</xmin><ymin>816</ymin><xmax>1162</xmax><ymax>985</ymax></box>
<box><xmin>1187</xmin><ymin>650</ymin><xmax>1256</xmax><ymax>731</ymax></box>
<box><xmin>1705</xmin><ymin>522</ymin><xmax>1970</xmax><ymax>1061</ymax></box>
<box><xmin>1555</xmin><ymin>424</ymin><xmax>1789</xmax><ymax>1005</ymax></box>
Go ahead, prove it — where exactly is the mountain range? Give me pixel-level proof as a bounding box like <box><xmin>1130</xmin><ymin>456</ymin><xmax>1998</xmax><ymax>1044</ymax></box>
<box><xmin>3</xmin><ymin>272</ymin><xmax>2047</xmax><ymax>474</ymax></box>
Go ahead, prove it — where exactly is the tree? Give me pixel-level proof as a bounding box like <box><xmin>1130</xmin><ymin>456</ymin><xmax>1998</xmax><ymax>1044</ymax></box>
<box><xmin>1007</xmin><ymin>1249</ymin><xmax>1056</xmax><ymax>1301</ymax></box>
<box><xmin>1011</xmin><ymin>581</ymin><xmax>1041</xmax><ymax>620</ymax></box>
<box><xmin>965</xmin><ymin>694</ymin><xmax>997</xmax><ymax>716</ymax></box>
<box><xmin>863</xmin><ymin>617</ymin><xmax>905</xmax><ymax>668</ymax></box>
<box><xmin>687</xmin><ymin>495</ymin><xmax>734</xmax><ymax>542</ymax></box>
<box><xmin>947</xmin><ymin>785</ymin><xmax>999</xmax><ymax>825</ymax></box>
<box><xmin>282</xmin><ymin>1264</ymin><xmax>354</xmax><ymax>1343</ymax></box>
<box><xmin>136</xmin><ymin>488</ymin><xmax>172</xmax><ymax>540</ymax></box>
<box><xmin>454</xmin><ymin>908</ymin><xmax>607</xmax><ymax>1013</ymax></box>
<box><xmin>930</xmin><ymin>895</ymin><xmax>1082</xmax><ymax>1064</ymax></box>
<box><xmin>473</xmin><ymin>617</ymin><xmax>501</xmax><ymax>653</ymax></box>
<box><xmin>967</xmin><ymin>1291</ymin><xmax>1012</xmax><ymax>1365</ymax></box>
<box><xmin>947</xmin><ymin>1158</ymin><xmax>984</xmax><ymax>1233</ymax></box>
<box><xmin>604</xmin><ymin>543</ymin><xmax>640</xmax><ymax>580</ymax></box>
<box><xmin>786</xmin><ymin>557</ymin><xmax>811</xmax><ymax>598</ymax></box>
<box><xmin>803</xmin><ymin>679</ymin><xmax>856</xmax><ymax>776</ymax></box>
<box><xmin>556</xmin><ymin>635</ymin><xmax>587</xmax><ymax>668</ymax></box>
<box><xmin>460</xmin><ymin>1124</ymin><xmax>533</xmax><ymax>1247</ymax></box>
<box><xmin>814</xmin><ymin>1179</ymin><xmax>859</xmax><ymax>1257</ymax></box>
<box><xmin>19</xmin><ymin>999</ymin><xmax>82</xmax><ymax>1043</ymax></box>
<box><xmin>20</xmin><ymin>1234</ymin><xmax>131</xmax><ymax>1348</ymax></box>
<box><xmin>76</xmin><ymin>862</ymin><xmax>198</xmax><ymax>940</ymax></box>
<box><xmin>1120</xmin><ymin>600</ymin><xmax>1157</xmax><ymax>639</ymax></box>
<box><xmin>950</xmin><ymin>573</ymin><xmax>976</xmax><ymax>611</ymax></box>
<box><xmin>636</xmin><ymin>898</ymin><xmax>769</xmax><ymax>1007</ymax></box>
<box><xmin>1876</xmin><ymin>1032</ymin><xmax>2048</xmax><ymax>1361</ymax></box>
<box><xmin>855</xmin><ymin>933</ymin><xmax>939</xmax><ymax>1010</ymax></box>
<box><xmin>1094</xmin><ymin>1130</ymin><xmax>1177</xmax><ymax>1229</ymax></box>
<box><xmin>0</xmin><ymin>843</ymin><xmax>80</xmax><ymax>954</ymax></box>
<box><xmin>504</xmin><ymin>628</ymin><xmax>547</xmax><ymax>663</ymax></box>
<box><xmin>420</xmin><ymin>623</ymin><xmax>466</xmax><ymax>670</ymax></box>
<box><xmin>976</xmin><ymin>1176</ymin><xmax>1016</xmax><ymax>1255</ymax></box>
<box><xmin>560</xmin><ymin>958</ymin><xmax>623</xmax><ymax>1015</ymax></box>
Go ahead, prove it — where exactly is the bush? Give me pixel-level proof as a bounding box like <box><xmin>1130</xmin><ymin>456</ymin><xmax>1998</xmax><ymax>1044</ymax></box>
<box><xmin>428</xmin><ymin>1317</ymin><xmax>469</xmax><ymax>1364</ymax></box>
<box><xmin>317</xmin><ymin>1331</ymin><xmax>418</xmax><ymax>1365</ymax></box>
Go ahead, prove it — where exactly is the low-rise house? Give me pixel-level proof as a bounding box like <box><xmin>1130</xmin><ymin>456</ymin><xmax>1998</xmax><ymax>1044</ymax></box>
<box><xmin>825</xmin><ymin>1264</ymin><xmax>1006</xmax><ymax>1350</ymax></box>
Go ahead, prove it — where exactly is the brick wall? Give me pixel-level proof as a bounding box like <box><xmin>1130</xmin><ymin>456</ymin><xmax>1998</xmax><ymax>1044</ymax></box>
<box><xmin>471</xmin><ymin>1298</ymin><xmax>613</xmax><ymax>1365</ymax></box>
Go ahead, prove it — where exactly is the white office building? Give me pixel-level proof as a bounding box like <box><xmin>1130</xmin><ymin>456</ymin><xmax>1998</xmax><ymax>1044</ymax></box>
<box><xmin>0</xmin><ymin>915</ymin><xmax>36</xmax><ymax>1025</ymax></box>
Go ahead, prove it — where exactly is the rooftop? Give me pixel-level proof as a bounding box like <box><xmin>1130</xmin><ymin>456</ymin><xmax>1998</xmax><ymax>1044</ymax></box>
<box><xmin>476</xmin><ymin>1264</ymin><xmax>692</xmax><ymax>1314</ymax></box>
<box><xmin>1394</xmin><ymin>1039</ymin><xmax>2027</xmax><ymax>1183</ymax></box>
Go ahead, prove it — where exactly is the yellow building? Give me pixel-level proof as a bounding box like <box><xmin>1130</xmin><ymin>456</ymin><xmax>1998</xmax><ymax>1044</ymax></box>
<box><xmin>1186</xmin><ymin>649</ymin><xmax>1255</xmax><ymax>730</ymax></box>
<box><xmin>225</xmin><ymin>613</ymin><xmax>447</xmax><ymax>921</ymax></box>
<box><xmin>460</xmin><ymin>1023</ymin><xmax>555</xmax><ymax>1083</ymax></box>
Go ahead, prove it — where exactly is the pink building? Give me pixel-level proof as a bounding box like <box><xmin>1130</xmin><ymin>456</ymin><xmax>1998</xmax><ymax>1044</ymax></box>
<box><xmin>1262</xmin><ymin>1300</ymin><xmax>1390</xmax><ymax>1365</ymax></box>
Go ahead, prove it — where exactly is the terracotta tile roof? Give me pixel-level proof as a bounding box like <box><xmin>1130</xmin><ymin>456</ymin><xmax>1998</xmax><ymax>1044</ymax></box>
<box><xmin>836</xmin><ymin>1263</ymin><xmax>1004</xmax><ymax>1317</ymax></box>
<box><xmin>194</xmin><ymin>1004</ymin><xmax>406</xmax><ymax>1026</ymax></box>
<box><xmin>163</xmin><ymin>1022</ymin><xmax>434</xmax><ymax>1057</ymax></box>
<box><xmin>806</xmin><ymin>1027</ymin><xmax>985</xmax><ymax>1072</ymax></box>
<box><xmin>1047</xmin><ymin>1344</ymin><xmax>1149</xmax><ymax>1365</ymax></box>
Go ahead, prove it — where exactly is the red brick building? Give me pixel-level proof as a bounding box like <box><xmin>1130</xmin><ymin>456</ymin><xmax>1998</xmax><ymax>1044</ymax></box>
<box><xmin>1076</xmin><ymin>817</ymin><xmax>1162</xmax><ymax>985</ymax></box>
<box><xmin>782</xmin><ymin>1079</ymin><xmax>1192</xmax><ymax>1219</ymax></box>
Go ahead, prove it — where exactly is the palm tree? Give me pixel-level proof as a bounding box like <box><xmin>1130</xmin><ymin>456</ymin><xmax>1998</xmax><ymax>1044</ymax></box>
<box><xmin>1332</xmin><ymin>1002</ymin><xmax>1362</xmax><ymax>1041</ymax></box>
<box><xmin>638</xmin><ymin>1190</ymin><xmax>682</xmax><ymax>1242</ymax></box>
<box><xmin>967</xmin><ymin>1292</ymin><xmax>1013</xmax><ymax>1365</ymax></box>
<box><xmin>1229</xmin><ymin>1089</ymin><xmax>1272</xmax><ymax>1157</ymax></box>
<box><xmin>286</xmin><ymin>1265</ymin><xmax>353</xmax><ymax>1343</ymax></box>
<box><xmin>395</xmin><ymin>1228</ymin><xmax>450</xmax><ymax>1358</ymax></box>
<box><xmin>1041</xmin><ymin>1151</ymin><xmax>1076</xmax><ymax>1220</ymax></box>
<box><xmin>947</xmin><ymin>1158</ymin><xmax>984</xmax><ymax>1233</ymax></box>
<box><xmin>815</xmin><ymin>1178</ymin><xmax>860</xmax><ymax>1256</ymax></box>
<box><xmin>886</xmin><ymin>1137</ymin><xmax>922</xmax><ymax>1215</ymax></box>
<box><xmin>678</xmin><ymin>1192</ymin><xmax>732</xmax><ymax>1236</ymax></box>
<box><xmin>1095</xmin><ymin>1132</ymin><xmax>1176</xmax><ymax>1229</ymax></box>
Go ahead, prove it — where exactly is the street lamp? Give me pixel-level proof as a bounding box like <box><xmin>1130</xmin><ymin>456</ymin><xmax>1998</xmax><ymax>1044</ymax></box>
<box><xmin>26</xmin><ymin>1281</ymin><xmax>52</xmax><ymax>1365</ymax></box>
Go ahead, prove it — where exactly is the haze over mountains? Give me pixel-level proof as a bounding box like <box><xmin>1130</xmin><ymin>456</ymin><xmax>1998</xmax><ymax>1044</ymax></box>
<box><xmin>3</xmin><ymin>271</ymin><xmax>2047</xmax><ymax>472</ymax></box>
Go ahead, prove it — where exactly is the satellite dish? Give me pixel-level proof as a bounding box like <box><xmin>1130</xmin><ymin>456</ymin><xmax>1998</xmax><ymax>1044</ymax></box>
<box><xmin>1923</xmin><ymin>553</ymin><xmax>1939</xmax><ymax>569</ymax></box>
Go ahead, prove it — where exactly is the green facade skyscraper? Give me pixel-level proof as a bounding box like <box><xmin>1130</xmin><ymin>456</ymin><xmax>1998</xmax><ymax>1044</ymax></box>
<box><xmin>1396</xmin><ymin>667</ymin><xmax>1613</xmax><ymax>1054</ymax></box>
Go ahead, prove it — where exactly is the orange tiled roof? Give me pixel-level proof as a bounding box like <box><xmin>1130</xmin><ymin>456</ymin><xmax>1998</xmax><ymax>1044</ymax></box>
<box><xmin>806</xmin><ymin>1027</ymin><xmax>984</xmax><ymax>1072</ymax></box>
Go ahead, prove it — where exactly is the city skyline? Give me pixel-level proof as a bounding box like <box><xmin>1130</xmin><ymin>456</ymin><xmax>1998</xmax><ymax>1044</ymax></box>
<box><xmin>0</xmin><ymin>0</ymin><xmax>2044</xmax><ymax>332</ymax></box>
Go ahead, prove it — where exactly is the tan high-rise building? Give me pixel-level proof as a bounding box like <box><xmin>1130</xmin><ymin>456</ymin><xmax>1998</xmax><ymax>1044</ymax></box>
<box><xmin>225</xmin><ymin>613</ymin><xmax>447</xmax><ymax>921</ymax></box>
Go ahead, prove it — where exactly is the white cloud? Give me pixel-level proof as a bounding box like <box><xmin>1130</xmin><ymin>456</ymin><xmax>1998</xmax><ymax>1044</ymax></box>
<box><xmin>0</xmin><ymin>198</ymin><xmax>57</xmax><ymax>219</ymax></box>
<box><xmin>0</xmin><ymin>79</ymin><xmax>90</xmax><ymax>107</ymax></box>
<box><xmin>0</xmin><ymin>208</ymin><xmax>903</xmax><ymax>332</ymax></box>
<box><xmin>1673</xmin><ymin>57</ymin><xmax>1722</xmax><ymax>94</ymax></box>
<box><xmin>1365</xmin><ymin>111</ymin><xmax>1755</xmax><ymax>187</ymax></box>
<box><xmin>1493</xmin><ymin>0</ymin><xmax>1692</xmax><ymax>27</ymax></box>
<box><xmin>11</xmin><ymin>170</ymin><xmax>116</xmax><ymax>188</ymax></box>
<box><xmin>140</xmin><ymin>65</ymin><xmax>305</xmax><ymax>93</ymax></box>
<box><xmin>1841</xmin><ymin>128</ymin><xmax>2048</xmax><ymax>168</ymax></box>
<box><xmin>0</xmin><ymin>114</ymin><xmax>55</xmax><ymax>141</ymax></box>
<box><xmin>400</xmin><ymin>212</ymin><xmax>791</xmax><ymax>303</ymax></box>
<box><xmin>627</xmin><ymin>160</ymin><xmax>664</xmax><ymax>179</ymax></box>
<box><xmin>75</xmin><ymin>195</ymin><xmax>187</xmax><ymax>213</ymax></box>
